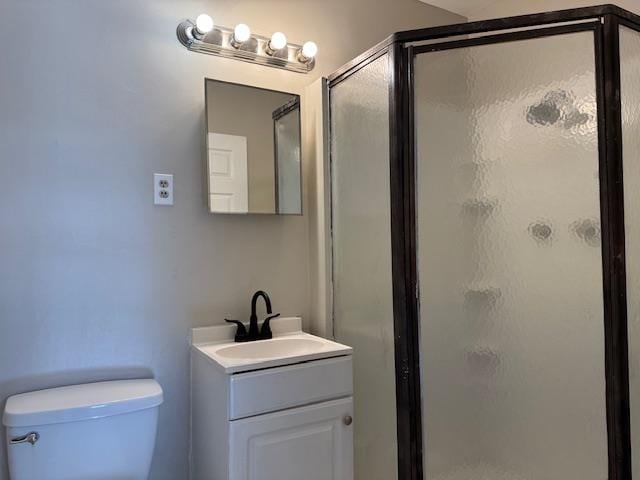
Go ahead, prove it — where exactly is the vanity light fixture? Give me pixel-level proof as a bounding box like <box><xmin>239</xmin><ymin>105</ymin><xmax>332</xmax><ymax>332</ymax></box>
<box><xmin>231</xmin><ymin>23</ymin><xmax>251</xmax><ymax>48</ymax></box>
<box><xmin>266</xmin><ymin>32</ymin><xmax>288</xmax><ymax>55</ymax></box>
<box><xmin>193</xmin><ymin>14</ymin><xmax>214</xmax><ymax>39</ymax></box>
<box><xmin>176</xmin><ymin>15</ymin><xmax>316</xmax><ymax>74</ymax></box>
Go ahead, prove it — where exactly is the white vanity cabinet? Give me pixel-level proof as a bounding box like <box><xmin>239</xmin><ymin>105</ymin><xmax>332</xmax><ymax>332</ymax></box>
<box><xmin>190</xmin><ymin>318</ymin><xmax>354</xmax><ymax>480</ymax></box>
<box><xmin>229</xmin><ymin>397</ymin><xmax>353</xmax><ymax>480</ymax></box>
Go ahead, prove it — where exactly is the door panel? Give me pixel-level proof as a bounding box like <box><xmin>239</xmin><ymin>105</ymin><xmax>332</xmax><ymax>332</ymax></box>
<box><xmin>229</xmin><ymin>398</ymin><xmax>353</xmax><ymax>480</ymax></box>
<box><xmin>621</xmin><ymin>23</ymin><xmax>640</xmax><ymax>479</ymax></box>
<box><xmin>414</xmin><ymin>31</ymin><xmax>607</xmax><ymax>479</ymax></box>
<box><xmin>208</xmin><ymin>132</ymin><xmax>249</xmax><ymax>213</ymax></box>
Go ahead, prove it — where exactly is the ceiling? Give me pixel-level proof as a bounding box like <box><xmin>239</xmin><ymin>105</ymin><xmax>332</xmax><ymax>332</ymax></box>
<box><xmin>421</xmin><ymin>0</ymin><xmax>491</xmax><ymax>17</ymax></box>
<box><xmin>421</xmin><ymin>0</ymin><xmax>640</xmax><ymax>20</ymax></box>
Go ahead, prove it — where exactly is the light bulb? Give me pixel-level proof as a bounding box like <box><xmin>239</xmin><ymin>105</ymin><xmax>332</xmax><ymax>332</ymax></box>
<box><xmin>195</xmin><ymin>14</ymin><xmax>214</xmax><ymax>36</ymax></box>
<box><xmin>300</xmin><ymin>41</ymin><xmax>318</xmax><ymax>61</ymax></box>
<box><xmin>269</xmin><ymin>32</ymin><xmax>288</xmax><ymax>51</ymax></box>
<box><xmin>233</xmin><ymin>23</ymin><xmax>251</xmax><ymax>43</ymax></box>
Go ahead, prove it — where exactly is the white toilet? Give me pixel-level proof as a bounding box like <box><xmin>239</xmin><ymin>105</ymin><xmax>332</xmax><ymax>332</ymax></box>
<box><xmin>2</xmin><ymin>379</ymin><xmax>163</xmax><ymax>480</ymax></box>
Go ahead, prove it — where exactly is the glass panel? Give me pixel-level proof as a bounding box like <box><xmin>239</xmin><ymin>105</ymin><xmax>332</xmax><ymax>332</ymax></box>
<box><xmin>415</xmin><ymin>32</ymin><xmax>607</xmax><ymax>479</ymax></box>
<box><xmin>621</xmin><ymin>24</ymin><xmax>640</xmax><ymax>479</ymax></box>
<box><xmin>330</xmin><ymin>54</ymin><xmax>398</xmax><ymax>480</ymax></box>
<box><xmin>275</xmin><ymin>104</ymin><xmax>302</xmax><ymax>214</ymax></box>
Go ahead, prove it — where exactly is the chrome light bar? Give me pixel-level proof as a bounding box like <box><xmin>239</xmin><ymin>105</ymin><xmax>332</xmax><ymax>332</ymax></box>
<box><xmin>176</xmin><ymin>18</ymin><xmax>317</xmax><ymax>74</ymax></box>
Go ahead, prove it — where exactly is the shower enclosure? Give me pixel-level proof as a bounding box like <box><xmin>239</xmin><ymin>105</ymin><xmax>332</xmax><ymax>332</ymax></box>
<box><xmin>328</xmin><ymin>5</ymin><xmax>640</xmax><ymax>480</ymax></box>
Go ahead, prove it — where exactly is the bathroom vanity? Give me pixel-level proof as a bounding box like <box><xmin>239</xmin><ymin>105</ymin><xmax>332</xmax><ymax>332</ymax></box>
<box><xmin>191</xmin><ymin>317</ymin><xmax>353</xmax><ymax>480</ymax></box>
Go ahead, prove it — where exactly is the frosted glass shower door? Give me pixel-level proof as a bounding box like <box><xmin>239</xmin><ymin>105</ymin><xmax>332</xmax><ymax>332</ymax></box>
<box><xmin>414</xmin><ymin>31</ymin><xmax>608</xmax><ymax>479</ymax></box>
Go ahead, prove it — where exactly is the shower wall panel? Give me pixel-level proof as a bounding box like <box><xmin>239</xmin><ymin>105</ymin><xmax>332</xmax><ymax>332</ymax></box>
<box><xmin>330</xmin><ymin>54</ymin><xmax>399</xmax><ymax>480</ymax></box>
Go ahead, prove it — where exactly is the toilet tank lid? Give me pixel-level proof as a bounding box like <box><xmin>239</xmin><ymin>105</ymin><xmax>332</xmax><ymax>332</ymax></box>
<box><xmin>2</xmin><ymin>379</ymin><xmax>163</xmax><ymax>427</ymax></box>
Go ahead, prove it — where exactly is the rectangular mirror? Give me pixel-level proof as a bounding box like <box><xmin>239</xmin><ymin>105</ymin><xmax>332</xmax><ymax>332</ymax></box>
<box><xmin>205</xmin><ymin>79</ymin><xmax>302</xmax><ymax>215</ymax></box>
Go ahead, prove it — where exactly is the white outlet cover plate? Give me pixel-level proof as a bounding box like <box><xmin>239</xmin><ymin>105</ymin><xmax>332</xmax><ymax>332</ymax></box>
<box><xmin>154</xmin><ymin>173</ymin><xmax>174</xmax><ymax>206</ymax></box>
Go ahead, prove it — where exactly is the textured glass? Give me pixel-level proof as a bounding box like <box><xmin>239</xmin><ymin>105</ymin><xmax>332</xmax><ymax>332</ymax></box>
<box><xmin>415</xmin><ymin>32</ymin><xmax>607</xmax><ymax>479</ymax></box>
<box><xmin>330</xmin><ymin>54</ymin><xmax>398</xmax><ymax>480</ymax></box>
<box><xmin>275</xmin><ymin>107</ymin><xmax>302</xmax><ymax>214</ymax></box>
<box><xmin>621</xmin><ymin>24</ymin><xmax>640</xmax><ymax>479</ymax></box>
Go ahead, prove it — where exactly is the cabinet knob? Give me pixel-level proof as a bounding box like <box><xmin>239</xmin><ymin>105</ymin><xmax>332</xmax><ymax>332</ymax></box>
<box><xmin>343</xmin><ymin>415</ymin><xmax>353</xmax><ymax>426</ymax></box>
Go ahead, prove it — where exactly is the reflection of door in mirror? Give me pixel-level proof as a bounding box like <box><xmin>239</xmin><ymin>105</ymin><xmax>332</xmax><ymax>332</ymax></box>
<box><xmin>207</xmin><ymin>133</ymin><xmax>248</xmax><ymax>213</ymax></box>
<box><xmin>273</xmin><ymin>99</ymin><xmax>302</xmax><ymax>214</ymax></box>
<box><xmin>205</xmin><ymin>79</ymin><xmax>302</xmax><ymax>215</ymax></box>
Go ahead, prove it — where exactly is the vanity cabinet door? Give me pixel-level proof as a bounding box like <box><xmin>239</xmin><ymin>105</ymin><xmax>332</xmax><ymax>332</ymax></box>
<box><xmin>229</xmin><ymin>397</ymin><xmax>353</xmax><ymax>480</ymax></box>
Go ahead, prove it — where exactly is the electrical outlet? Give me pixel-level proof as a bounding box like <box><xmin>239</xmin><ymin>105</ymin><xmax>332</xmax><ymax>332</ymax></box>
<box><xmin>154</xmin><ymin>173</ymin><xmax>174</xmax><ymax>206</ymax></box>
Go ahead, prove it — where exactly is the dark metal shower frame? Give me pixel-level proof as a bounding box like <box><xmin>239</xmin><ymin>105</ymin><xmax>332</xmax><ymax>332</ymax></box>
<box><xmin>328</xmin><ymin>4</ymin><xmax>640</xmax><ymax>480</ymax></box>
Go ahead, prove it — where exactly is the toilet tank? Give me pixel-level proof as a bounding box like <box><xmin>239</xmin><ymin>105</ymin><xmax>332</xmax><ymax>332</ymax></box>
<box><xmin>3</xmin><ymin>379</ymin><xmax>163</xmax><ymax>480</ymax></box>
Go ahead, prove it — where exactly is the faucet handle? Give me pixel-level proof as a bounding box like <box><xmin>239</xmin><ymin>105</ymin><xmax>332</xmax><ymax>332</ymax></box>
<box><xmin>225</xmin><ymin>319</ymin><xmax>249</xmax><ymax>342</ymax></box>
<box><xmin>259</xmin><ymin>313</ymin><xmax>280</xmax><ymax>340</ymax></box>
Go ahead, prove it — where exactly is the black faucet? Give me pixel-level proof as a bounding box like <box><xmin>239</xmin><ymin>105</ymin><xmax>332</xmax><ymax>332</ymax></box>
<box><xmin>225</xmin><ymin>290</ymin><xmax>280</xmax><ymax>342</ymax></box>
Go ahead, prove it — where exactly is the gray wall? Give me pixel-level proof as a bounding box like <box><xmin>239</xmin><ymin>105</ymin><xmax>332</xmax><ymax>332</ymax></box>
<box><xmin>0</xmin><ymin>1</ymin><xmax>462</xmax><ymax>479</ymax></box>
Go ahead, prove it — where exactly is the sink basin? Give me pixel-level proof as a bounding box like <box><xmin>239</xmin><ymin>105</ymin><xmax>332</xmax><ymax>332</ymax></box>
<box><xmin>217</xmin><ymin>338</ymin><xmax>326</xmax><ymax>360</ymax></box>
<box><xmin>192</xmin><ymin>317</ymin><xmax>353</xmax><ymax>373</ymax></box>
